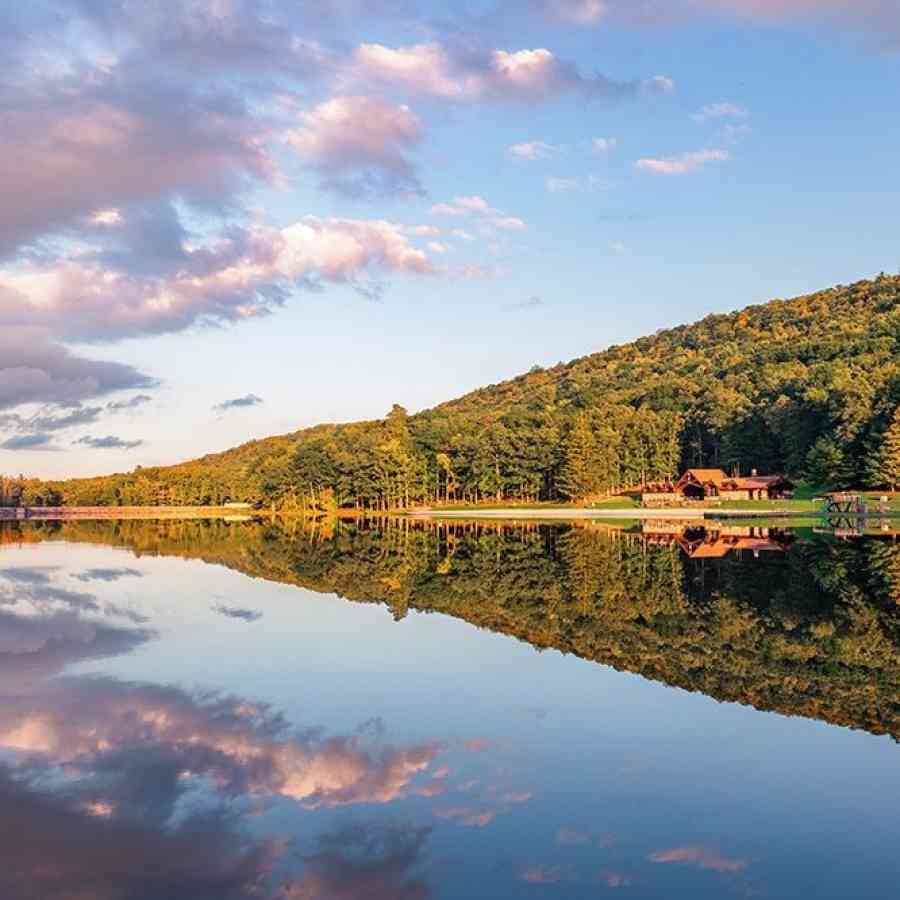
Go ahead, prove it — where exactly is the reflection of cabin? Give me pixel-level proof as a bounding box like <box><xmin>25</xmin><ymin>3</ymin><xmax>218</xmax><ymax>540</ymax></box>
<box><xmin>642</xmin><ymin>522</ymin><xmax>794</xmax><ymax>558</ymax></box>
<box><xmin>642</xmin><ymin>469</ymin><xmax>794</xmax><ymax>506</ymax></box>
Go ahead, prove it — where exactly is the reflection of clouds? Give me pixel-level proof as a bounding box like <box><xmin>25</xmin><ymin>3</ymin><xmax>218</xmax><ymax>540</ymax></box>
<box><xmin>518</xmin><ymin>865</ymin><xmax>573</xmax><ymax>883</ymax></box>
<box><xmin>0</xmin><ymin>565</ymin><xmax>149</xmax><ymax>625</ymax></box>
<box><xmin>0</xmin><ymin>765</ymin><xmax>282</xmax><ymax>900</ymax></box>
<box><xmin>433</xmin><ymin>806</ymin><xmax>495</xmax><ymax>828</ymax></box>
<box><xmin>0</xmin><ymin>572</ymin><xmax>99</xmax><ymax>613</ymax></box>
<box><xmin>279</xmin><ymin>822</ymin><xmax>432</xmax><ymax>900</ymax></box>
<box><xmin>72</xmin><ymin>567</ymin><xmax>143</xmax><ymax>583</ymax></box>
<box><xmin>556</xmin><ymin>828</ymin><xmax>592</xmax><ymax>845</ymax></box>
<box><xmin>0</xmin><ymin>677</ymin><xmax>441</xmax><ymax>818</ymax></box>
<box><xmin>0</xmin><ymin>566</ymin><xmax>56</xmax><ymax>585</ymax></box>
<box><xmin>556</xmin><ymin>828</ymin><xmax>615</xmax><ymax>848</ymax></box>
<box><xmin>0</xmin><ymin>609</ymin><xmax>150</xmax><ymax>689</ymax></box>
<box><xmin>212</xmin><ymin>603</ymin><xmax>264</xmax><ymax>623</ymax></box>
<box><xmin>597</xmin><ymin>869</ymin><xmax>633</xmax><ymax>888</ymax></box>
<box><xmin>649</xmin><ymin>846</ymin><xmax>747</xmax><ymax>873</ymax></box>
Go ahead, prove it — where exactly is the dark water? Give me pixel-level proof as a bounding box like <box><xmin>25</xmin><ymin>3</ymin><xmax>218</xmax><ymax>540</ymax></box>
<box><xmin>1</xmin><ymin>517</ymin><xmax>899</xmax><ymax>899</ymax></box>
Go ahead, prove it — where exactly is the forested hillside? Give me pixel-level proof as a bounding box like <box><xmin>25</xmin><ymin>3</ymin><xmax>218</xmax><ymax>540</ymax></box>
<box><xmin>6</xmin><ymin>273</ymin><xmax>900</xmax><ymax>508</ymax></box>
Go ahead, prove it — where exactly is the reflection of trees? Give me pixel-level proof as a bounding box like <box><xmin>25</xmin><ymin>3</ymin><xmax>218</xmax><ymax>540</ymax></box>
<box><xmin>7</xmin><ymin>519</ymin><xmax>900</xmax><ymax>739</ymax></box>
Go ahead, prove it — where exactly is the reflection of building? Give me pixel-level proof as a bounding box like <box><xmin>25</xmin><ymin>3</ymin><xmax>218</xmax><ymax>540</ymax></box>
<box><xmin>642</xmin><ymin>522</ymin><xmax>794</xmax><ymax>558</ymax></box>
<box><xmin>642</xmin><ymin>469</ymin><xmax>794</xmax><ymax>506</ymax></box>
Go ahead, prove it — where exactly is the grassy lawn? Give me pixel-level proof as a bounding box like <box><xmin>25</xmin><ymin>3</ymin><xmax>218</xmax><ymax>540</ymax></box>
<box><xmin>427</xmin><ymin>501</ymin><xmax>579</xmax><ymax>511</ymax></box>
<box><xmin>716</xmin><ymin>498</ymin><xmax>820</xmax><ymax>510</ymax></box>
<box><xmin>420</xmin><ymin>485</ymin><xmax>900</xmax><ymax>514</ymax></box>
<box><xmin>427</xmin><ymin>496</ymin><xmax>641</xmax><ymax>512</ymax></box>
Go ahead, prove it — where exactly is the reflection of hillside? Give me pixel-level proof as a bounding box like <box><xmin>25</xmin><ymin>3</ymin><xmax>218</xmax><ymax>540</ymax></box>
<box><xmin>6</xmin><ymin>518</ymin><xmax>900</xmax><ymax>740</ymax></box>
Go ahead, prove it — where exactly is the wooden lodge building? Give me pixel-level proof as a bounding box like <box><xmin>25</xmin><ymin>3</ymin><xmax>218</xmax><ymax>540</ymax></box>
<box><xmin>642</xmin><ymin>468</ymin><xmax>794</xmax><ymax>507</ymax></box>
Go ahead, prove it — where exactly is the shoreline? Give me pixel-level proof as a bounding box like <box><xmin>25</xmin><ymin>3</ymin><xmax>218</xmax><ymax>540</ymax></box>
<box><xmin>0</xmin><ymin>506</ymin><xmax>255</xmax><ymax>522</ymax></box>
<box><xmin>410</xmin><ymin>507</ymin><xmax>844</xmax><ymax>520</ymax></box>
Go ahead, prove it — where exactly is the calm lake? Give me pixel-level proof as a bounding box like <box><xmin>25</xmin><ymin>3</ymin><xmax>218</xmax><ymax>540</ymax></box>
<box><xmin>1</xmin><ymin>517</ymin><xmax>899</xmax><ymax>899</ymax></box>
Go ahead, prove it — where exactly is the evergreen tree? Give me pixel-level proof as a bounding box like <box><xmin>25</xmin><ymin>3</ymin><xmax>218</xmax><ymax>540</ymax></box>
<box><xmin>805</xmin><ymin>437</ymin><xmax>849</xmax><ymax>489</ymax></box>
<box><xmin>867</xmin><ymin>407</ymin><xmax>900</xmax><ymax>490</ymax></box>
<box><xmin>559</xmin><ymin>414</ymin><xmax>599</xmax><ymax>500</ymax></box>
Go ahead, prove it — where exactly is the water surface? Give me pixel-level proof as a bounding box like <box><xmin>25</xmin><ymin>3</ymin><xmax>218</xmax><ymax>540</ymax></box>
<box><xmin>1</xmin><ymin>518</ymin><xmax>898</xmax><ymax>899</ymax></box>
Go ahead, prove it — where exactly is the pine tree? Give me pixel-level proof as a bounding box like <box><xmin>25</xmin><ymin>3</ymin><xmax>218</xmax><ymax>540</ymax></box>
<box><xmin>869</xmin><ymin>407</ymin><xmax>900</xmax><ymax>491</ymax></box>
<box><xmin>559</xmin><ymin>414</ymin><xmax>599</xmax><ymax>501</ymax></box>
<box><xmin>804</xmin><ymin>436</ymin><xmax>850</xmax><ymax>489</ymax></box>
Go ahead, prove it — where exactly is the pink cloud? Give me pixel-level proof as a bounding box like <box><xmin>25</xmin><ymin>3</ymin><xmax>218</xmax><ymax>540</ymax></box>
<box><xmin>635</xmin><ymin>148</ymin><xmax>729</xmax><ymax>175</ymax></box>
<box><xmin>0</xmin><ymin>79</ymin><xmax>274</xmax><ymax>258</ymax></box>
<box><xmin>349</xmin><ymin>42</ymin><xmax>481</xmax><ymax>98</ymax></box>
<box><xmin>433</xmin><ymin>805</ymin><xmax>495</xmax><ymax>827</ymax></box>
<box><xmin>347</xmin><ymin>41</ymin><xmax>668</xmax><ymax>103</ymax></box>
<box><xmin>648</xmin><ymin>846</ymin><xmax>748</xmax><ymax>873</ymax></box>
<box><xmin>538</xmin><ymin>0</ymin><xmax>900</xmax><ymax>40</ymax></box>
<box><xmin>288</xmin><ymin>95</ymin><xmax>424</xmax><ymax>196</ymax></box>
<box><xmin>0</xmin><ymin>216</ymin><xmax>435</xmax><ymax>340</ymax></box>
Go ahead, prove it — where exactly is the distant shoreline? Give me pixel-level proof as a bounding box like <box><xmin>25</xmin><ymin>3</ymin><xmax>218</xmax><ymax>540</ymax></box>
<box><xmin>0</xmin><ymin>506</ymin><xmax>254</xmax><ymax>521</ymax></box>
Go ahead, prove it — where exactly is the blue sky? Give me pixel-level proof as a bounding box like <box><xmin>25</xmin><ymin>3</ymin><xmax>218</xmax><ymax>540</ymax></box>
<box><xmin>1</xmin><ymin>0</ymin><xmax>899</xmax><ymax>477</ymax></box>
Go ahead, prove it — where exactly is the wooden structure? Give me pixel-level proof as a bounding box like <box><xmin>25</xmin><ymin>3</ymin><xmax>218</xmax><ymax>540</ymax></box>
<box><xmin>642</xmin><ymin>468</ymin><xmax>794</xmax><ymax>506</ymax></box>
<box><xmin>642</xmin><ymin>522</ymin><xmax>793</xmax><ymax>558</ymax></box>
<box><xmin>822</xmin><ymin>493</ymin><xmax>867</xmax><ymax>517</ymax></box>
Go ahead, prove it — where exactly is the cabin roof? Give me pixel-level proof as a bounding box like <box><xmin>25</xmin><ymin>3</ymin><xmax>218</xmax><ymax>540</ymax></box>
<box><xmin>685</xmin><ymin>541</ymin><xmax>732</xmax><ymax>558</ymax></box>
<box><xmin>678</xmin><ymin>468</ymin><xmax>730</xmax><ymax>485</ymax></box>
<box><xmin>730</xmin><ymin>475</ymin><xmax>793</xmax><ymax>489</ymax></box>
<box><xmin>674</xmin><ymin>470</ymin><xmax>793</xmax><ymax>491</ymax></box>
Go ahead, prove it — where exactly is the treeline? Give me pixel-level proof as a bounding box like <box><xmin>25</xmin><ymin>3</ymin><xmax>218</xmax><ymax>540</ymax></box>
<box><xmin>7</xmin><ymin>274</ymin><xmax>900</xmax><ymax>508</ymax></box>
<box><xmin>13</xmin><ymin>517</ymin><xmax>900</xmax><ymax>738</ymax></box>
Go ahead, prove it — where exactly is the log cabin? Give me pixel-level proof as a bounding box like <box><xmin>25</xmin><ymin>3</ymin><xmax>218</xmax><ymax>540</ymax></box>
<box><xmin>642</xmin><ymin>468</ymin><xmax>794</xmax><ymax>506</ymax></box>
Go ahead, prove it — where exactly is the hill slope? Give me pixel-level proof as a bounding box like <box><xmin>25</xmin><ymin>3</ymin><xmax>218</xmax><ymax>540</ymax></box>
<box><xmin>12</xmin><ymin>273</ymin><xmax>900</xmax><ymax>508</ymax></box>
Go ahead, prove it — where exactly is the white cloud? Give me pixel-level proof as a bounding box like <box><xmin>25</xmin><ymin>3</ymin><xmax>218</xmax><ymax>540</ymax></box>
<box><xmin>592</xmin><ymin>137</ymin><xmax>617</xmax><ymax>153</ymax></box>
<box><xmin>430</xmin><ymin>196</ymin><xmax>494</xmax><ymax>217</ymax></box>
<box><xmin>693</xmin><ymin>102</ymin><xmax>748</xmax><ymax>122</ymax></box>
<box><xmin>88</xmin><ymin>209</ymin><xmax>124</xmax><ymax>227</ymax></box>
<box><xmin>643</xmin><ymin>75</ymin><xmax>676</xmax><ymax>94</ymax></box>
<box><xmin>492</xmin><ymin>216</ymin><xmax>527</xmax><ymax>231</ymax></box>
<box><xmin>635</xmin><ymin>148</ymin><xmax>729</xmax><ymax>175</ymax></box>
<box><xmin>508</xmin><ymin>141</ymin><xmax>561</xmax><ymax>160</ymax></box>
<box><xmin>407</xmin><ymin>224</ymin><xmax>441</xmax><ymax>237</ymax></box>
<box><xmin>546</xmin><ymin>174</ymin><xmax>608</xmax><ymax>193</ymax></box>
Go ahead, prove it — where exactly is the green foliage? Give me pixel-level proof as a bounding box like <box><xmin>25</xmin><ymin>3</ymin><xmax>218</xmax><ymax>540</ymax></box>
<box><xmin>804</xmin><ymin>437</ymin><xmax>851</xmax><ymax>489</ymax></box>
<box><xmin>867</xmin><ymin>406</ymin><xmax>900</xmax><ymax>490</ymax></box>
<box><xmin>7</xmin><ymin>274</ymin><xmax>900</xmax><ymax>506</ymax></box>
